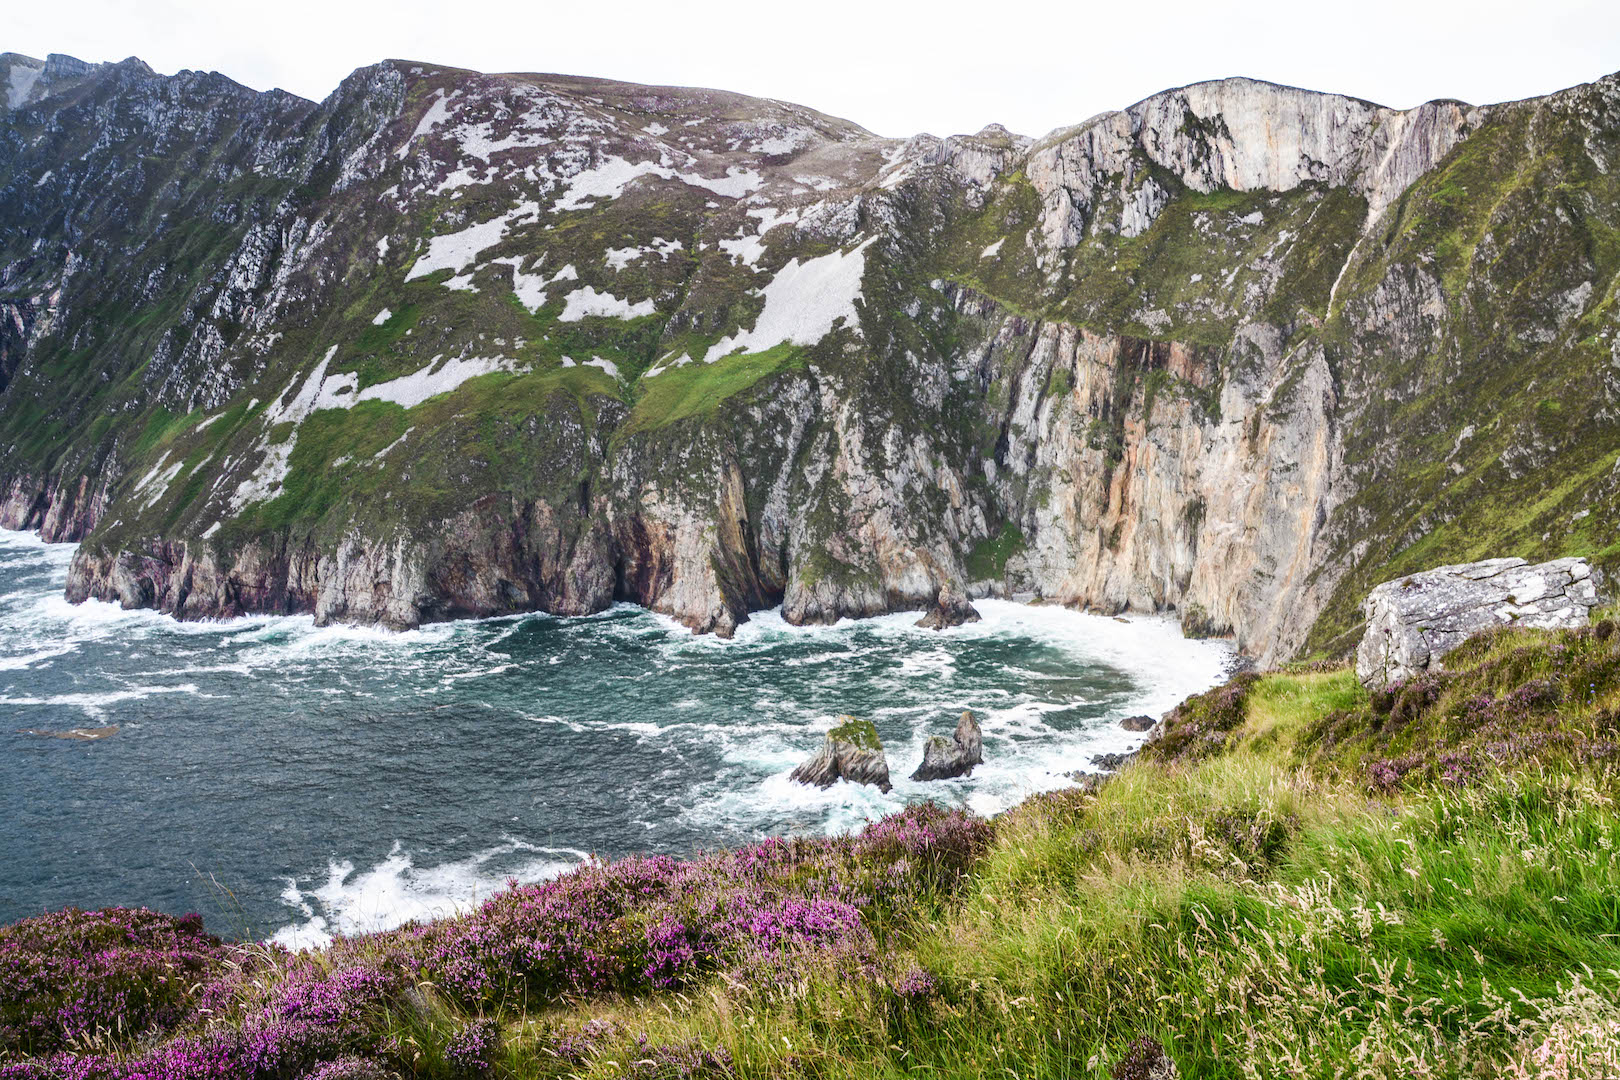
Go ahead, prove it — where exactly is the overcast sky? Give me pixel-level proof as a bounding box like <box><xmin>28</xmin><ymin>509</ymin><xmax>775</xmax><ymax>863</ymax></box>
<box><xmin>9</xmin><ymin>0</ymin><xmax>1620</xmax><ymax>138</ymax></box>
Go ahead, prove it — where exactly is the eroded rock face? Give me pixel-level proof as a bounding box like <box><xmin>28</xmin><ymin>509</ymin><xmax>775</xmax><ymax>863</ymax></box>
<box><xmin>1356</xmin><ymin>557</ymin><xmax>1603</xmax><ymax>689</ymax></box>
<box><xmin>789</xmin><ymin>717</ymin><xmax>892</xmax><ymax>793</ymax></box>
<box><xmin>910</xmin><ymin>710</ymin><xmax>983</xmax><ymax>781</ymax></box>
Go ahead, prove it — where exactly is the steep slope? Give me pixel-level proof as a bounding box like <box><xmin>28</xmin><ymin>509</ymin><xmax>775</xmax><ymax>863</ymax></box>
<box><xmin>2</xmin><ymin>53</ymin><xmax>1617</xmax><ymax>659</ymax></box>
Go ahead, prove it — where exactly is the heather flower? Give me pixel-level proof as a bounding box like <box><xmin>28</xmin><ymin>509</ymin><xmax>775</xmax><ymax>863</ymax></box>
<box><xmin>626</xmin><ymin>1037</ymin><xmax>734</xmax><ymax>1078</ymax></box>
<box><xmin>1142</xmin><ymin>672</ymin><xmax>1260</xmax><ymax>764</ymax></box>
<box><xmin>0</xmin><ymin>908</ymin><xmax>227</xmax><ymax>1055</ymax></box>
<box><xmin>298</xmin><ymin>1058</ymin><xmax>393</xmax><ymax>1080</ymax></box>
<box><xmin>549</xmin><ymin>1019</ymin><xmax>618</xmax><ymax>1065</ymax></box>
<box><xmin>890</xmin><ymin>965</ymin><xmax>938</xmax><ymax>1000</ymax></box>
<box><xmin>444</xmin><ymin>1018</ymin><xmax>498</xmax><ymax>1075</ymax></box>
<box><xmin>0</xmin><ymin>804</ymin><xmax>993</xmax><ymax>1078</ymax></box>
<box><xmin>1111</xmin><ymin>1036</ymin><xmax>1178</xmax><ymax>1079</ymax></box>
<box><xmin>416</xmin><ymin>805</ymin><xmax>990</xmax><ymax>1008</ymax></box>
<box><xmin>1367</xmin><ymin>754</ymin><xmax>1425</xmax><ymax>793</ymax></box>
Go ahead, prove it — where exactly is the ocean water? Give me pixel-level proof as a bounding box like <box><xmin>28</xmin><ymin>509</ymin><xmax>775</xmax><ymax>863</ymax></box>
<box><xmin>0</xmin><ymin>527</ymin><xmax>1233</xmax><ymax>946</ymax></box>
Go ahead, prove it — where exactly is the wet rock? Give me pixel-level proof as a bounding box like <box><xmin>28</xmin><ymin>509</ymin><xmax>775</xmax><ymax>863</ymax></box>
<box><xmin>1120</xmin><ymin>714</ymin><xmax>1156</xmax><ymax>732</ymax></box>
<box><xmin>1089</xmin><ymin>751</ymin><xmax>1132</xmax><ymax>771</ymax></box>
<box><xmin>790</xmin><ymin>716</ymin><xmax>892</xmax><ymax>793</ymax></box>
<box><xmin>915</xmin><ymin>583</ymin><xmax>982</xmax><ymax>630</ymax></box>
<box><xmin>1357</xmin><ymin>557</ymin><xmax>1603</xmax><ymax>689</ymax></box>
<box><xmin>910</xmin><ymin>710</ymin><xmax>984</xmax><ymax>781</ymax></box>
<box><xmin>1067</xmin><ymin>770</ymin><xmax>1110</xmax><ymax>794</ymax></box>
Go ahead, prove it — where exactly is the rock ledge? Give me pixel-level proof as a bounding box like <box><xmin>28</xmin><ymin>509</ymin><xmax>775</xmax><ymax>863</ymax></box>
<box><xmin>1356</xmin><ymin>556</ymin><xmax>1602</xmax><ymax>689</ymax></box>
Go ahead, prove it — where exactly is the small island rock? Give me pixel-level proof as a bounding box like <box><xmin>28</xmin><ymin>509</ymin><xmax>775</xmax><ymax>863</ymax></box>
<box><xmin>910</xmin><ymin>710</ymin><xmax>984</xmax><ymax>781</ymax></box>
<box><xmin>916</xmin><ymin>583</ymin><xmax>982</xmax><ymax>630</ymax></box>
<box><xmin>790</xmin><ymin>716</ymin><xmax>892</xmax><ymax>793</ymax></box>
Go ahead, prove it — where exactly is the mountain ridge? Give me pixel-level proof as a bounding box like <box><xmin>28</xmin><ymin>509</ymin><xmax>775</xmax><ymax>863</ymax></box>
<box><xmin>2</xmin><ymin>52</ymin><xmax>1617</xmax><ymax>661</ymax></box>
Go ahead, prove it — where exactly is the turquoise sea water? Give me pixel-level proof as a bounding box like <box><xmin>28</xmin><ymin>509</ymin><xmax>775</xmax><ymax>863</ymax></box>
<box><xmin>0</xmin><ymin>527</ymin><xmax>1232</xmax><ymax>945</ymax></box>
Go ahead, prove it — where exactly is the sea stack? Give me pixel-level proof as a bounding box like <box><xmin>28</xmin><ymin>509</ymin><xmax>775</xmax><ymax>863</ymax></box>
<box><xmin>910</xmin><ymin>710</ymin><xmax>984</xmax><ymax>781</ymax></box>
<box><xmin>915</xmin><ymin>584</ymin><xmax>982</xmax><ymax>630</ymax></box>
<box><xmin>790</xmin><ymin>716</ymin><xmax>893</xmax><ymax>793</ymax></box>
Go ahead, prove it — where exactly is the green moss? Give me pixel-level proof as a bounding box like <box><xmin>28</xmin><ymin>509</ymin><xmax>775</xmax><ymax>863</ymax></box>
<box><xmin>827</xmin><ymin>716</ymin><xmax>883</xmax><ymax>752</ymax></box>
<box><xmin>965</xmin><ymin>522</ymin><xmax>1025</xmax><ymax>581</ymax></box>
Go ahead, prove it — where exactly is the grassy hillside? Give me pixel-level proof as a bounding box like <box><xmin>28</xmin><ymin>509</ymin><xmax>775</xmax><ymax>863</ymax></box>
<box><xmin>7</xmin><ymin>622</ymin><xmax>1620</xmax><ymax>1079</ymax></box>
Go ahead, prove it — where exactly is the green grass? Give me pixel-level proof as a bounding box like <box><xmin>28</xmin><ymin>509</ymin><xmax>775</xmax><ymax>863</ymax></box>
<box><xmin>622</xmin><ymin>342</ymin><xmax>807</xmax><ymax>433</ymax></box>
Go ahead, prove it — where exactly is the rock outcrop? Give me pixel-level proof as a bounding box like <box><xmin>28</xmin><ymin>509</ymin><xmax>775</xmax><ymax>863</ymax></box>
<box><xmin>909</xmin><ymin>710</ymin><xmax>984</xmax><ymax>781</ymax></box>
<box><xmin>790</xmin><ymin>717</ymin><xmax>892</xmax><ymax>793</ymax></box>
<box><xmin>1119</xmin><ymin>715</ymin><xmax>1156</xmax><ymax>732</ymax></box>
<box><xmin>1356</xmin><ymin>557</ymin><xmax>1604</xmax><ymax>689</ymax></box>
<box><xmin>915</xmin><ymin>585</ymin><xmax>982</xmax><ymax>630</ymax></box>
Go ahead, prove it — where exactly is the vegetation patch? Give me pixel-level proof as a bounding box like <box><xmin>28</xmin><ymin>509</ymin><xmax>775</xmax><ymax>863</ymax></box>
<box><xmin>827</xmin><ymin>716</ymin><xmax>883</xmax><ymax>752</ymax></box>
<box><xmin>623</xmin><ymin>342</ymin><xmax>807</xmax><ymax>433</ymax></box>
<box><xmin>965</xmin><ymin>521</ymin><xmax>1026</xmax><ymax>581</ymax></box>
<box><xmin>1310</xmin><ymin>619</ymin><xmax>1620</xmax><ymax>788</ymax></box>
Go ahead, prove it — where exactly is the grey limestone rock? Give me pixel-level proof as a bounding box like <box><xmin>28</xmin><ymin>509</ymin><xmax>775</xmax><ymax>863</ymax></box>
<box><xmin>1356</xmin><ymin>557</ymin><xmax>1602</xmax><ymax>689</ymax></box>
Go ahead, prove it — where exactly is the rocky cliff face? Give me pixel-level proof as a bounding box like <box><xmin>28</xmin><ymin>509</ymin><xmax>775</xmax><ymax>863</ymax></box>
<box><xmin>3</xmin><ymin>53</ymin><xmax>1618</xmax><ymax>661</ymax></box>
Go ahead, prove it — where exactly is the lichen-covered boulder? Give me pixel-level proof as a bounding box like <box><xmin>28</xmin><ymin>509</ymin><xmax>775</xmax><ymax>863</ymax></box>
<box><xmin>915</xmin><ymin>584</ymin><xmax>982</xmax><ymax>630</ymax></box>
<box><xmin>1356</xmin><ymin>557</ymin><xmax>1602</xmax><ymax>689</ymax></box>
<box><xmin>790</xmin><ymin>716</ymin><xmax>892</xmax><ymax>792</ymax></box>
<box><xmin>910</xmin><ymin>710</ymin><xmax>984</xmax><ymax>781</ymax></box>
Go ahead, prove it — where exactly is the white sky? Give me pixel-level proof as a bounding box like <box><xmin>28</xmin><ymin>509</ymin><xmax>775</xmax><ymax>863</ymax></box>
<box><xmin>9</xmin><ymin>0</ymin><xmax>1620</xmax><ymax>139</ymax></box>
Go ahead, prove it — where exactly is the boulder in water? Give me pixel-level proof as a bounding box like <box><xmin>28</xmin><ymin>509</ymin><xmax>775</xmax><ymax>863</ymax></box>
<box><xmin>1120</xmin><ymin>714</ymin><xmax>1156</xmax><ymax>732</ymax></box>
<box><xmin>790</xmin><ymin>716</ymin><xmax>892</xmax><ymax>793</ymax></box>
<box><xmin>18</xmin><ymin>726</ymin><xmax>119</xmax><ymax>741</ymax></box>
<box><xmin>916</xmin><ymin>583</ymin><xmax>982</xmax><ymax>630</ymax></box>
<box><xmin>910</xmin><ymin>710</ymin><xmax>984</xmax><ymax>781</ymax></box>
